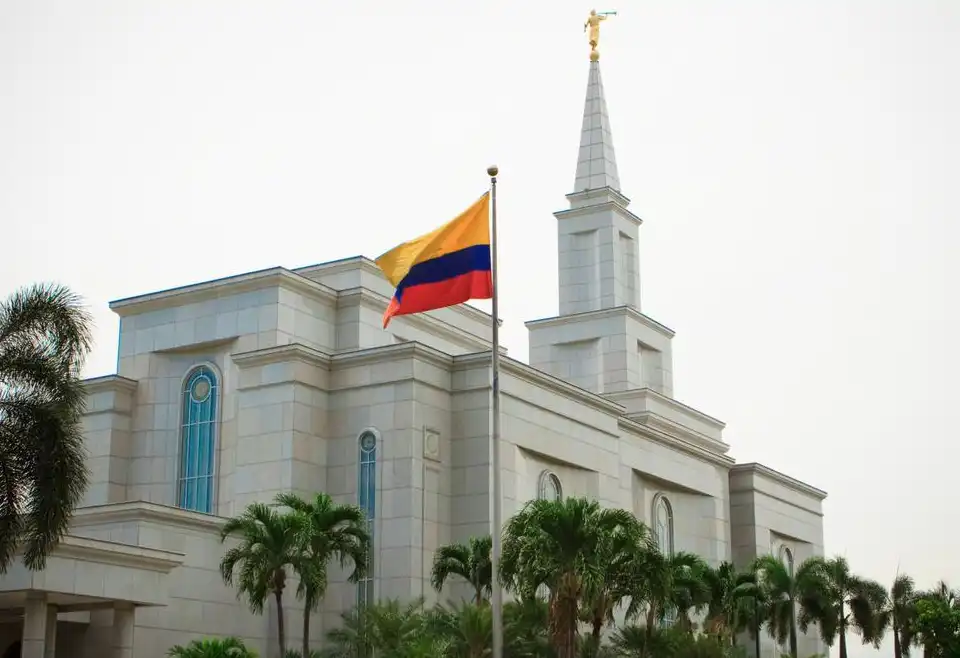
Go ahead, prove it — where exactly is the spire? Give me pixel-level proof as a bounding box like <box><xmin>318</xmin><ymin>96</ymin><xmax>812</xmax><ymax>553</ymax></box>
<box><xmin>573</xmin><ymin>60</ymin><xmax>621</xmax><ymax>194</ymax></box>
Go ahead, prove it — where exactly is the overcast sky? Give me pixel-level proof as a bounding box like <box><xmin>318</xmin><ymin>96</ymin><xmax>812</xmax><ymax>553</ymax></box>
<box><xmin>1</xmin><ymin>2</ymin><xmax>957</xmax><ymax>655</ymax></box>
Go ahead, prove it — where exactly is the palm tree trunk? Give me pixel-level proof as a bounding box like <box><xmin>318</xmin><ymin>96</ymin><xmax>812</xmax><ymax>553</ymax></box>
<box><xmin>475</xmin><ymin>584</ymin><xmax>483</xmax><ymax>606</ymax></box>
<box><xmin>302</xmin><ymin>594</ymin><xmax>311</xmax><ymax>658</ymax></box>
<box><xmin>789</xmin><ymin>599</ymin><xmax>798</xmax><ymax>658</ymax></box>
<box><xmin>275</xmin><ymin>589</ymin><xmax>286</xmax><ymax>657</ymax></box>
<box><xmin>893</xmin><ymin>621</ymin><xmax>902</xmax><ymax>658</ymax></box>
<box><xmin>645</xmin><ymin>606</ymin><xmax>657</xmax><ymax>658</ymax></box>
<box><xmin>754</xmin><ymin>598</ymin><xmax>761</xmax><ymax>658</ymax></box>
<box><xmin>551</xmin><ymin>595</ymin><xmax>578</xmax><ymax>658</ymax></box>
<box><xmin>591</xmin><ymin>615</ymin><xmax>603</xmax><ymax>641</ymax></box>
<box><xmin>838</xmin><ymin>603</ymin><xmax>847</xmax><ymax>658</ymax></box>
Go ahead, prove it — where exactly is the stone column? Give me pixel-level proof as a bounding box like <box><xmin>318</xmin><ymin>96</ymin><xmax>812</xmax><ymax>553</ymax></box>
<box><xmin>21</xmin><ymin>593</ymin><xmax>48</xmax><ymax>658</ymax></box>
<box><xmin>43</xmin><ymin>604</ymin><xmax>58</xmax><ymax>658</ymax></box>
<box><xmin>111</xmin><ymin>603</ymin><xmax>135</xmax><ymax>658</ymax></box>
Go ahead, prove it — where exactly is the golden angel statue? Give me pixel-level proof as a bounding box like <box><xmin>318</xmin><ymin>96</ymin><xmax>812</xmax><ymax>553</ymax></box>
<box><xmin>584</xmin><ymin>9</ymin><xmax>616</xmax><ymax>59</ymax></box>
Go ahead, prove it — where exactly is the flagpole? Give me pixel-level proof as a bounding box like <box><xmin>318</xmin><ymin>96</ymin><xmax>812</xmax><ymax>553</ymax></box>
<box><xmin>487</xmin><ymin>164</ymin><xmax>504</xmax><ymax>658</ymax></box>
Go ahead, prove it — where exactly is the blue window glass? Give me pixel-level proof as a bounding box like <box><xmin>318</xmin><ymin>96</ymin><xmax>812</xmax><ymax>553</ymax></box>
<box><xmin>178</xmin><ymin>366</ymin><xmax>218</xmax><ymax>513</ymax></box>
<box><xmin>653</xmin><ymin>494</ymin><xmax>676</xmax><ymax>627</ymax></box>
<box><xmin>357</xmin><ymin>430</ymin><xmax>377</xmax><ymax>607</ymax></box>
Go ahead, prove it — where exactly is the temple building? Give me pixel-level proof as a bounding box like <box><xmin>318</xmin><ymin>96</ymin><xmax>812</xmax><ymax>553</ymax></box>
<box><xmin>0</xmin><ymin>55</ymin><xmax>826</xmax><ymax>658</ymax></box>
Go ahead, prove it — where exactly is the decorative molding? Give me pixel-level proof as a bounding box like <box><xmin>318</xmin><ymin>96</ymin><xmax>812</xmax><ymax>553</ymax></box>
<box><xmin>336</xmin><ymin>287</ymin><xmax>498</xmax><ymax>352</ymax></box>
<box><xmin>555</xmin><ymin>199</ymin><xmax>642</xmax><ymax>226</ymax></box>
<box><xmin>525</xmin><ymin>305</ymin><xmax>675</xmax><ymax>339</ymax></box>
<box><xmin>423</xmin><ymin>427</ymin><xmax>441</xmax><ymax>462</ymax></box>
<box><xmin>70</xmin><ymin>500</ymin><xmax>225</xmax><ymax>534</ymax></box>
<box><xmin>452</xmin><ymin>352</ymin><xmax>627</xmax><ymax>417</ymax></box>
<box><xmin>332</xmin><ymin>341</ymin><xmax>454</xmax><ymax>371</ymax></box>
<box><xmin>82</xmin><ymin>375</ymin><xmax>139</xmax><ymax>395</ymax></box>
<box><xmin>293</xmin><ymin>255</ymin><xmax>384</xmax><ymax>280</ymax></box>
<box><xmin>109</xmin><ymin>267</ymin><xmax>339</xmax><ymax>317</ymax></box>
<box><xmin>729</xmin><ymin>462</ymin><xmax>828</xmax><ymax>501</ymax></box>
<box><xmin>619</xmin><ymin>416</ymin><xmax>736</xmax><ymax>468</ymax></box>
<box><xmin>232</xmin><ymin>343</ymin><xmax>332</xmax><ymax>370</ymax></box>
<box><xmin>45</xmin><ymin>535</ymin><xmax>185</xmax><ymax>573</ymax></box>
<box><xmin>605</xmin><ymin>387</ymin><xmax>726</xmax><ymax>432</ymax></box>
<box><xmin>627</xmin><ymin>412</ymin><xmax>730</xmax><ymax>455</ymax></box>
<box><xmin>565</xmin><ymin>185</ymin><xmax>632</xmax><ymax>207</ymax></box>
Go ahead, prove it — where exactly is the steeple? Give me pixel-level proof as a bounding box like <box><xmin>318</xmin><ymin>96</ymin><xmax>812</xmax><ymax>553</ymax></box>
<box><xmin>525</xmin><ymin>21</ymin><xmax>675</xmax><ymax>399</ymax></box>
<box><xmin>573</xmin><ymin>60</ymin><xmax>621</xmax><ymax>194</ymax></box>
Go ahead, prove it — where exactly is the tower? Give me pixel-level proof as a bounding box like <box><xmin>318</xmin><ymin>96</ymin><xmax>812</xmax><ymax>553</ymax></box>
<box><xmin>526</xmin><ymin>57</ymin><xmax>675</xmax><ymax>397</ymax></box>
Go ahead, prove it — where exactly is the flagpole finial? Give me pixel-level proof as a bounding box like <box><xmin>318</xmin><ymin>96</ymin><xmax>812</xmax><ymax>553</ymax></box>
<box><xmin>487</xmin><ymin>165</ymin><xmax>499</xmax><ymax>177</ymax></box>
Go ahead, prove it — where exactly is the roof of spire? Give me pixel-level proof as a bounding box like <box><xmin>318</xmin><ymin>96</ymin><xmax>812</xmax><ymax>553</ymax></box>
<box><xmin>573</xmin><ymin>60</ymin><xmax>621</xmax><ymax>194</ymax></box>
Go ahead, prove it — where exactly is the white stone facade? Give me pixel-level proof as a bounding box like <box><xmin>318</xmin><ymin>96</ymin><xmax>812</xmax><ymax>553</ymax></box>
<box><xmin>0</xmin><ymin>60</ymin><xmax>826</xmax><ymax>658</ymax></box>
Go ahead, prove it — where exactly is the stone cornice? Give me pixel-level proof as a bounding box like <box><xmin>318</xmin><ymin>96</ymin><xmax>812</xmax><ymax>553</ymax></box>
<box><xmin>49</xmin><ymin>534</ymin><xmax>184</xmax><ymax>572</ymax></box>
<box><xmin>565</xmin><ymin>186</ymin><xmax>633</xmax><ymax>207</ymax></box>
<box><xmin>453</xmin><ymin>352</ymin><xmax>626</xmax><ymax>417</ymax></box>
<box><xmin>71</xmin><ymin>500</ymin><xmax>225</xmax><ymax>533</ymax></box>
<box><xmin>525</xmin><ymin>305</ymin><xmax>675</xmax><ymax>339</ymax></box>
<box><xmin>337</xmin><ymin>287</ymin><xmax>499</xmax><ymax>352</ymax></box>
<box><xmin>606</xmin><ymin>388</ymin><xmax>726</xmax><ymax>432</ymax></box>
<box><xmin>627</xmin><ymin>412</ymin><xmax>730</xmax><ymax>455</ymax></box>
<box><xmin>293</xmin><ymin>255</ymin><xmax>384</xmax><ymax>280</ymax></box>
<box><xmin>82</xmin><ymin>375</ymin><xmax>139</xmax><ymax>395</ymax></box>
<box><xmin>232</xmin><ymin>343</ymin><xmax>332</xmax><ymax>370</ymax></box>
<box><xmin>109</xmin><ymin>268</ymin><xmax>338</xmax><ymax>317</ymax></box>
<box><xmin>332</xmin><ymin>341</ymin><xmax>454</xmax><ymax>371</ymax></box>
<box><xmin>730</xmin><ymin>462</ymin><xmax>828</xmax><ymax>501</ymax></box>
<box><xmin>554</xmin><ymin>199</ymin><xmax>642</xmax><ymax>227</ymax></box>
<box><xmin>619</xmin><ymin>417</ymin><xmax>736</xmax><ymax>468</ymax></box>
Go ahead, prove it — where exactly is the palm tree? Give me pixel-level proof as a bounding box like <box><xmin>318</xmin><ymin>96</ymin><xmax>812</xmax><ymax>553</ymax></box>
<box><xmin>914</xmin><ymin>581</ymin><xmax>959</xmax><ymax>658</ymax></box>
<box><xmin>430</xmin><ymin>536</ymin><xmax>493</xmax><ymax>605</ymax></box>
<box><xmin>798</xmin><ymin>556</ymin><xmax>886</xmax><ymax>658</ymax></box>
<box><xmin>220</xmin><ymin>502</ymin><xmax>307</xmax><ymax>657</ymax></box>
<box><xmin>0</xmin><ymin>283</ymin><xmax>92</xmax><ymax>572</ymax></box>
<box><xmin>167</xmin><ymin>637</ymin><xmax>258</xmax><ymax>658</ymax></box>
<box><xmin>580</xmin><ymin>519</ymin><xmax>654</xmax><ymax>642</ymax></box>
<box><xmin>623</xmin><ymin>548</ymin><xmax>709</xmax><ymax>652</ymax></box>
<box><xmin>702</xmin><ymin>561</ymin><xmax>759</xmax><ymax>648</ymax></box>
<box><xmin>872</xmin><ymin>573</ymin><xmax>919</xmax><ymax>658</ymax></box>
<box><xmin>753</xmin><ymin>554</ymin><xmax>822</xmax><ymax>658</ymax></box>
<box><xmin>275</xmin><ymin>492</ymin><xmax>370</xmax><ymax>658</ymax></box>
<box><xmin>322</xmin><ymin>598</ymin><xmax>428</xmax><ymax>658</ymax></box>
<box><xmin>499</xmin><ymin>496</ymin><xmax>644</xmax><ymax>658</ymax></box>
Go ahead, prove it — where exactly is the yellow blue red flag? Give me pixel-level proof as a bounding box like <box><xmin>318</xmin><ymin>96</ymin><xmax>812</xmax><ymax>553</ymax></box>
<box><xmin>375</xmin><ymin>193</ymin><xmax>492</xmax><ymax>328</ymax></box>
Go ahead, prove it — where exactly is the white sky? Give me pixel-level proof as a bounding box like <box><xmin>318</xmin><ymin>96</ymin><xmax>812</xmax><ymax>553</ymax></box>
<box><xmin>1</xmin><ymin>2</ymin><xmax>957</xmax><ymax>655</ymax></box>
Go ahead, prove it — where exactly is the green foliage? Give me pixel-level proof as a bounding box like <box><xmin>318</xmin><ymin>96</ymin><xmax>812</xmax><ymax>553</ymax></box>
<box><xmin>167</xmin><ymin>637</ymin><xmax>257</xmax><ymax>658</ymax></box>
<box><xmin>213</xmin><ymin>492</ymin><xmax>956</xmax><ymax>658</ymax></box>
<box><xmin>220</xmin><ymin>502</ymin><xmax>308</xmax><ymax>657</ymax></box>
<box><xmin>275</xmin><ymin>492</ymin><xmax>370</xmax><ymax>658</ymax></box>
<box><xmin>431</xmin><ymin>536</ymin><xmax>493</xmax><ymax>605</ymax></box>
<box><xmin>0</xmin><ymin>283</ymin><xmax>93</xmax><ymax>572</ymax></box>
<box><xmin>914</xmin><ymin>597</ymin><xmax>960</xmax><ymax>658</ymax></box>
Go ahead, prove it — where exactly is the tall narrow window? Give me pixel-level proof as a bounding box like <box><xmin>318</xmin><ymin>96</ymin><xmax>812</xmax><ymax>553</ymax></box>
<box><xmin>357</xmin><ymin>430</ymin><xmax>377</xmax><ymax>607</ymax></box>
<box><xmin>653</xmin><ymin>494</ymin><xmax>674</xmax><ymax>555</ymax></box>
<box><xmin>178</xmin><ymin>366</ymin><xmax>219</xmax><ymax>513</ymax></box>
<box><xmin>653</xmin><ymin>494</ymin><xmax>676</xmax><ymax>626</ymax></box>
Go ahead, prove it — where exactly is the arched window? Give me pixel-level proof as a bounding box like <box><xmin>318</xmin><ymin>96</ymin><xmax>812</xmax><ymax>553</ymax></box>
<box><xmin>538</xmin><ymin>471</ymin><xmax>562</xmax><ymax>501</ymax></box>
<box><xmin>178</xmin><ymin>366</ymin><xmax>219</xmax><ymax>513</ymax></box>
<box><xmin>779</xmin><ymin>545</ymin><xmax>795</xmax><ymax>575</ymax></box>
<box><xmin>653</xmin><ymin>494</ymin><xmax>674</xmax><ymax>556</ymax></box>
<box><xmin>357</xmin><ymin>429</ymin><xmax>378</xmax><ymax>607</ymax></box>
<box><xmin>653</xmin><ymin>494</ymin><xmax>676</xmax><ymax>626</ymax></box>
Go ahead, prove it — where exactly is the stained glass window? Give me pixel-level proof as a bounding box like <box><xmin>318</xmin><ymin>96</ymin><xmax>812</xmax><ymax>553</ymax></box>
<box><xmin>178</xmin><ymin>366</ymin><xmax>219</xmax><ymax>513</ymax></box>
<box><xmin>357</xmin><ymin>430</ymin><xmax>377</xmax><ymax>607</ymax></box>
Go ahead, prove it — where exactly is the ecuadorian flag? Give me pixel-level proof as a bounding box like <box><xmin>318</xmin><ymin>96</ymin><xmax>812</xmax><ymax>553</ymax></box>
<box><xmin>375</xmin><ymin>193</ymin><xmax>493</xmax><ymax>328</ymax></box>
